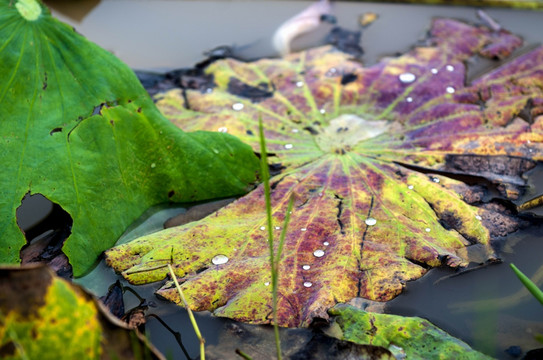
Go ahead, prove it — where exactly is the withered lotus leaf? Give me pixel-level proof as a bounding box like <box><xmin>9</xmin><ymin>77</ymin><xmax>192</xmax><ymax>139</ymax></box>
<box><xmin>106</xmin><ymin>18</ymin><xmax>543</xmax><ymax>327</ymax></box>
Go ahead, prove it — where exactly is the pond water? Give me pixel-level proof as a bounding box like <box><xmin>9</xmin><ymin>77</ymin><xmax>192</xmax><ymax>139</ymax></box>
<box><xmin>34</xmin><ymin>1</ymin><xmax>543</xmax><ymax>359</ymax></box>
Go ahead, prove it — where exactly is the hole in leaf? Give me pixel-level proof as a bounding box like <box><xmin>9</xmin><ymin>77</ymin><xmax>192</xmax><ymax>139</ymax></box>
<box><xmin>49</xmin><ymin>127</ymin><xmax>62</xmax><ymax>135</ymax></box>
<box><xmin>227</xmin><ymin>77</ymin><xmax>273</xmax><ymax>102</ymax></box>
<box><xmin>17</xmin><ymin>193</ymin><xmax>73</xmax><ymax>278</ymax></box>
<box><xmin>340</xmin><ymin>73</ymin><xmax>358</xmax><ymax>85</ymax></box>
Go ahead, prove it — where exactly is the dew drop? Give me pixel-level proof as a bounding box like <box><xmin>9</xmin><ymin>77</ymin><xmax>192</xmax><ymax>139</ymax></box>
<box><xmin>446</xmin><ymin>65</ymin><xmax>455</xmax><ymax>72</ymax></box>
<box><xmin>301</xmin><ymin>228</ymin><xmax>307</xmax><ymax>232</ymax></box>
<box><xmin>475</xmin><ymin>215</ymin><xmax>482</xmax><ymax>221</ymax></box>
<box><xmin>425</xmin><ymin>228</ymin><xmax>431</xmax><ymax>232</ymax></box>
<box><xmin>150</xmin><ymin>163</ymin><xmax>156</xmax><ymax>168</ymax></box>
<box><xmin>292</xmin><ymin>129</ymin><xmax>299</xmax><ymax>133</ymax></box>
<box><xmin>432</xmin><ymin>177</ymin><xmax>440</xmax><ymax>183</ymax></box>
<box><xmin>232</xmin><ymin>103</ymin><xmax>244</xmax><ymax>111</ymax></box>
<box><xmin>407</xmin><ymin>185</ymin><xmax>414</xmax><ymax>190</ymax></box>
<box><xmin>320</xmin><ymin>108</ymin><xmax>326</xmax><ymax>114</ymax></box>
<box><xmin>284</xmin><ymin>143</ymin><xmax>293</xmax><ymax>149</ymax></box>
<box><xmin>296</xmin><ymin>81</ymin><xmax>304</xmax><ymax>87</ymax></box>
<box><xmin>275</xmin><ymin>226</ymin><xmax>281</xmax><ymax>230</ymax></box>
<box><xmin>211</xmin><ymin>254</ymin><xmax>229</xmax><ymax>265</ymax></box>
<box><xmin>365</xmin><ymin>217</ymin><xmax>377</xmax><ymax>226</ymax></box>
<box><xmin>303</xmin><ymin>281</ymin><xmax>313</xmax><ymax>288</ymax></box>
<box><xmin>264</xmin><ymin>282</ymin><xmax>270</xmax><ymax>286</ymax></box>
<box><xmin>431</xmin><ymin>68</ymin><xmax>438</xmax><ymax>74</ymax></box>
<box><xmin>323</xmin><ymin>241</ymin><xmax>329</xmax><ymax>246</ymax></box>
<box><xmin>446</xmin><ymin>86</ymin><xmax>455</xmax><ymax>94</ymax></box>
<box><xmin>406</xmin><ymin>97</ymin><xmax>413</xmax><ymax>103</ymax></box>
<box><xmin>313</xmin><ymin>249</ymin><xmax>325</xmax><ymax>257</ymax></box>
<box><xmin>399</xmin><ymin>72</ymin><xmax>416</xmax><ymax>84</ymax></box>
<box><xmin>326</xmin><ymin>68</ymin><xmax>337</xmax><ymax>76</ymax></box>
<box><xmin>217</xmin><ymin>126</ymin><xmax>228</xmax><ymax>133</ymax></box>
<box><xmin>260</xmin><ymin>226</ymin><xmax>266</xmax><ymax>231</ymax></box>
<box><xmin>302</xmin><ymin>265</ymin><xmax>311</xmax><ymax>270</ymax></box>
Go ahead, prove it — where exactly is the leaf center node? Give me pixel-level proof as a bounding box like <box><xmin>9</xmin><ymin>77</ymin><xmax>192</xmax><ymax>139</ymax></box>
<box><xmin>315</xmin><ymin>114</ymin><xmax>389</xmax><ymax>154</ymax></box>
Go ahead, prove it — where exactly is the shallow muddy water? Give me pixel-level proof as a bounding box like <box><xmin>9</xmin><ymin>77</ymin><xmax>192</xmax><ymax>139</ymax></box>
<box><xmin>31</xmin><ymin>1</ymin><xmax>543</xmax><ymax>359</ymax></box>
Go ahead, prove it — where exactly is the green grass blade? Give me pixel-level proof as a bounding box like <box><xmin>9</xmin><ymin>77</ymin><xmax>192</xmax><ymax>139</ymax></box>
<box><xmin>510</xmin><ymin>263</ymin><xmax>543</xmax><ymax>306</ymax></box>
<box><xmin>258</xmin><ymin>116</ymin><xmax>282</xmax><ymax>360</ymax></box>
<box><xmin>167</xmin><ymin>264</ymin><xmax>206</xmax><ymax>360</ymax></box>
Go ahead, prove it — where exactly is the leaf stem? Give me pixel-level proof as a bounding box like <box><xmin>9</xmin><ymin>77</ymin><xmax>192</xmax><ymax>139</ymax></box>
<box><xmin>167</xmin><ymin>264</ymin><xmax>205</xmax><ymax>360</ymax></box>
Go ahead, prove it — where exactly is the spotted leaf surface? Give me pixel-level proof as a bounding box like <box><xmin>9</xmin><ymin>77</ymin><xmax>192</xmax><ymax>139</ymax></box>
<box><xmin>106</xmin><ymin>18</ymin><xmax>543</xmax><ymax>327</ymax></box>
<box><xmin>0</xmin><ymin>265</ymin><xmax>164</xmax><ymax>359</ymax></box>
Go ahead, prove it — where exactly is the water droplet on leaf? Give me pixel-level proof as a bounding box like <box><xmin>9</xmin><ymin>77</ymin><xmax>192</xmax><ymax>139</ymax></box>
<box><xmin>446</xmin><ymin>65</ymin><xmax>455</xmax><ymax>72</ymax></box>
<box><xmin>232</xmin><ymin>103</ymin><xmax>244</xmax><ymax>111</ymax></box>
<box><xmin>399</xmin><ymin>72</ymin><xmax>416</xmax><ymax>84</ymax></box>
<box><xmin>265</xmin><ymin>282</ymin><xmax>270</xmax><ymax>286</ymax></box>
<box><xmin>218</xmin><ymin>127</ymin><xmax>228</xmax><ymax>133</ymax></box>
<box><xmin>284</xmin><ymin>143</ymin><xmax>293</xmax><ymax>149</ymax></box>
<box><xmin>260</xmin><ymin>226</ymin><xmax>266</xmax><ymax>230</ymax></box>
<box><xmin>211</xmin><ymin>254</ymin><xmax>229</xmax><ymax>265</ymax></box>
<box><xmin>475</xmin><ymin>215</ymin><xmax>482</xmax><ymax>220</ymax></box>
<box><xmin>296</xmin><ymin>81</ymin><xmax>304</xmax><ymax>87</ymax></box>
<box><xmin>407</xmin><ymin>185</ymin><xmax>414</xmax><ymax>190</ymax></box>
<box><xmin>425</xmin><ymin>228</ymin><xmax>431</xmax><ymax>232</ymax></box>
<box><xmin>406</xmin><ymin>97</ymin><xmax>413</xmax><ymax>103</ymax></box>
<box><xmin>323</xmin><ymin>241</ymin><xmax>329</xmax><ymax>246</ymax></box>
<box><xmin>313</xmin><ymin>249</ymin><xmax>325</xmax><ymax>257</ymax></box>
<box><xmin>302</xmin><ymin>265</ymin><xmax>311</xmax><ymax>270</ymax></box>
<box><xmin>446</xmin><ymin>86</ymin><xmax>455</xmax><ymax>94</ymax></box>
<box><xmin>303</xmin><ymin>281</ymin><xmax>313</xmax><ymax>288</ymax></box>
<box><xmin>431</xmin><ymin>68</ymin><xmax>438</xmax><ymax>74</ymax></box>
<box><xmin>301</xmin><ymin>227</ymin><xmax>307</xmax><ymax>231</ymax></box>
<box><xmin>365</xmin><ymin>217</ymin><xmax>377</xmax><ymax>226</ymax></box>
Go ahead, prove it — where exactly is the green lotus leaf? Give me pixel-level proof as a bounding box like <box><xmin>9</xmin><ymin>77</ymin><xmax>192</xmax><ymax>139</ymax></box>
<box><xmin>0</xmin><ymin>265</ymin><xmax>164</xmax><ymax>359</ymax></box>
<box><xmin>328</xmin><ymin>304</ymin><xmax>491</xmax><ymax>360</ymax></box>
<box><xmin>0</xmin><ymin>0</ymin><xmax>259</xmax><ymax>276</ymax></box>
<box><xmin>106</xmin><ymin>18</ymin><xmax>543</xmax><ymax>326</ymax></box>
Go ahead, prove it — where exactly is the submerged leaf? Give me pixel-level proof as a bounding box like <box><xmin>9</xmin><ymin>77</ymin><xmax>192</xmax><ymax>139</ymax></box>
<box><xmin>106</xmin><ymin>18</ymin><xmax>543</xmax><ymax>326</ymax></box>
<box><xmin>0</xmin><ymin>1</ymin><xmax>259</xmax><ymax>275</ymax></box>
<box><xmin>328</xmin><ymin>304</ymin><xmax>491</xmax><ymax>359</ymax></box>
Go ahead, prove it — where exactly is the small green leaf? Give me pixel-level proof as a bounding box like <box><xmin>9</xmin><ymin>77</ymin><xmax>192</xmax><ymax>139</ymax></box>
<box><xmin>329</xmin><ymin>304</ymin><xmax>492</xmax><ymax>360</ymax></box>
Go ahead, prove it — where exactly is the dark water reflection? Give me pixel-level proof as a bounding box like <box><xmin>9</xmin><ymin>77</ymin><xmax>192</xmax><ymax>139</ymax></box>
<box><xmin>49</xmin><ymin>1</ymin><xmax>543</xmax><ymax>359</ymax></box>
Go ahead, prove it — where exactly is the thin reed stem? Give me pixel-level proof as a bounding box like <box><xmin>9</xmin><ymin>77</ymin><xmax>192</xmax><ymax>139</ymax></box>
<box><xmin>258</xmin><ymin>117</ymin><xmax>282</xmax><ymax>360</ymax></box>
<box><xmin>167</xmin><ymin>264</ymin><xmax>205</xmax><ymax>360</ymax></box>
